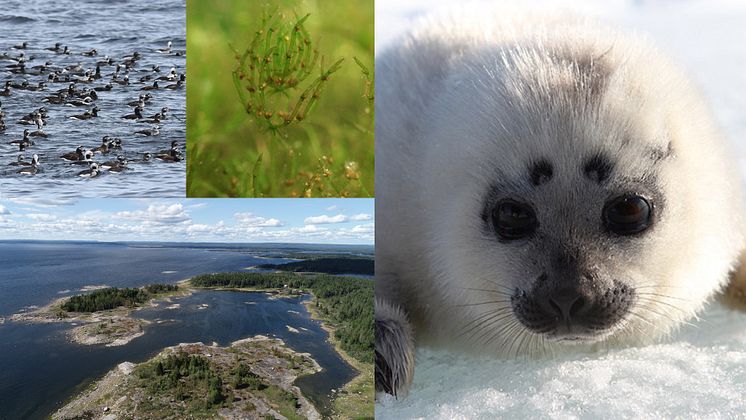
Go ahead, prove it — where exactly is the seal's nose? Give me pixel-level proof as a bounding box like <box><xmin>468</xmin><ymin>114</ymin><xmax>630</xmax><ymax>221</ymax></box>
<box><xmin>546</xmin><ymin>289</ymin><xmax>590</xmax><ymax>322</ymax></box>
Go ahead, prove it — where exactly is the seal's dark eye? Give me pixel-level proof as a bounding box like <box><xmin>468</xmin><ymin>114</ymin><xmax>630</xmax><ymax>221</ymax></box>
<box><xmin>603</xmin><ymin>195</ymin><xmax>652</xmax><ymax>235</ymax></box>
<box><xmin>493</xmin><ymin>200</ymin><xmax>537</xmax><ymax>240</ymax></box>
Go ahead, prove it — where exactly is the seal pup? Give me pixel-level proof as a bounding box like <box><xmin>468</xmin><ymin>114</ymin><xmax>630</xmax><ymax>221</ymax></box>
<box><xmin>375</xmin><ymin>9</ymin><xmax>746</xmax><ymax>397</ymax></box>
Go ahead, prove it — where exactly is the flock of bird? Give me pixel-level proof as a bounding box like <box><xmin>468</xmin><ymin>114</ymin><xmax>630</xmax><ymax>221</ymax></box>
<box><xmin>0</xmin><ymin>40</ymin><xmax>185</xmax><ymax>179</ymax></box>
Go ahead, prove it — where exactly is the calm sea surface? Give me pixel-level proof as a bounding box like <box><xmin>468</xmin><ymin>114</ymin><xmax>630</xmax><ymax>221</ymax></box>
<box><xmin>0</xmin><ymin>241</ymin><xmax>365</xmax><ymax>419</ymax></box>
<box><xmin>0</xmin><ymin>0</ymin><xmax>186</xmax><ymax>197</ymax></box>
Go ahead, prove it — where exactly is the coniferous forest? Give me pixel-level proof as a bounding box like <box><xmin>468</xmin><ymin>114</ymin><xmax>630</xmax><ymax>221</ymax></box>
<box><xmin>61</xmin><ymin>284</ymin><xmax>179</xmax><ymax>313</ymax></box>
<box><xmin>257</xmin><ymin>257</ymin><xmax>374</xmax><ymax>275</ymax></box>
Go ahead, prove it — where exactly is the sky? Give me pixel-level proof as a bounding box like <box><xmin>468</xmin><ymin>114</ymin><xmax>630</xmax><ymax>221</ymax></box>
<box><xmin>0</xmin><ymin>198</ymin><xmax>374</xmax><ymax>244</ymax></box>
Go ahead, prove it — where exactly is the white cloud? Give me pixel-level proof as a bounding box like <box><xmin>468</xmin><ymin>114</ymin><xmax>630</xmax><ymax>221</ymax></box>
<box><xmin>326</xmin><ymin>205</ymin><xmax>338</xmax><ymax>211</ymax></box>
<box><xmin>234</xmin><ymin>212</ymin><xmax>283</xmax><ymax>227</ymax></box>
<box><xmin>351</xmin><ymin>223</ymin><xmax>375</xmax><ymax>234</ymax></box>
<box><xmin>294</xmin><ymin>225</ymin><xmax>329</xmax><ymax>233</ymax></box>
<box><xmin>186</xmin><ymin>224</ymin><xmax>212</xmax><ymax>234</ymax></box>
<box><xmin>305</xmin><ymin>213</ymin><xmax>372</xmax><ymax>224</ymax></box>
<box><xmin>0</xmin><ymin>200</ymin><xmax>374</xmax><ymax>244</ymax></box>
<box><xmin>305</xmin><ymin>214</ymin><xmax>348</xmax><ymax>224</ymax></box>
<box><xmin>25</xmin><ymin>213</ymin><xmax>57</xmax><ymax>222</ymax></box>
<box><xmin>116</xmin><ymin>204</ymin><xmax>190</xmax><ymax>225</ymax></box>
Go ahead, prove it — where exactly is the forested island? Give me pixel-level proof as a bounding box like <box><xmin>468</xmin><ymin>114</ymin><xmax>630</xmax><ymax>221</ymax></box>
<box><xmin>11</xmin><ymin>283</ymin><xmax>186</xmax><ymax>347</ymax></box>
<box><xmin>61</xmin><ymin>284</ymin><xmax>179</xmax><ymax>312</ymax></box>
<box><xmin>54</xmin><ymin>337</ymin><xmax>322</xmax><ymax>419</ymax></box>
<box><xmin>257</xmin><ymin>257</ymin><xmax>374</xmax><ymax>276</ymax></box>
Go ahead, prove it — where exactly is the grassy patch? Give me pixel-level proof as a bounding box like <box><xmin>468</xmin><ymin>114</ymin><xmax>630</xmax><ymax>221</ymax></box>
<box><xmin>262</xmin><ymin>385</ymin><xmax>303</xmax><ymax>420</ymax></box>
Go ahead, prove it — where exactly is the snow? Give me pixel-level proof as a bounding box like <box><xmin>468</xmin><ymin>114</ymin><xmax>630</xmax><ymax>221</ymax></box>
<box><xmin>377</xmin><ymin>304</ymin><xmax>746</xmax><ymax>419</ymax></box>
<box><xmin>376</xmin><ymin>0</ymin><xmax>746</xmax><ymax>417</ymax></box>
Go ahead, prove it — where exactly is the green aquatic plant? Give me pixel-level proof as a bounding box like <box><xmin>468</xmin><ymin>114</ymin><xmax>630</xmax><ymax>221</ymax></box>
<box><xmin>233</xmin><ymin>9</ymin><xmax>344</xmax><ymax>132</ymax></box>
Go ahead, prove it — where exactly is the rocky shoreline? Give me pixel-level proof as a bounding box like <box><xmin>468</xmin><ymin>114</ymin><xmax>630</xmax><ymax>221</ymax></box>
<box><xmin>53</xmin><ymin>336</ymin><xmax>322</xmax><ymax>420</ymax></box>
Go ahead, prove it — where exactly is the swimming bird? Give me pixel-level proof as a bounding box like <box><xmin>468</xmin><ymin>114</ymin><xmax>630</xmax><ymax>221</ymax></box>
<box><xmin>69</xmin><ymin>150</ymin><xmax>95</xmax><ymax>164</ymax></box>
<box><xmin>156</xmin><ymin>148</ymin><xmax>181</xmax><ymax>162</ymax></box>
<box><xmin>121</xmin><ymin>51</ymin><xmax>141</xmax><ymax>67</ymax></box>
<box><xmin>56</xmin><ymin>83</ymin><xmax>76</xmax><ymax>96</ymax></box>
<box><xmin>97</xmin><ymin>57</ymin><xmax>114</xmax><ymax>67</ymax></box>
<box><xmin>18</xmin><ymin>154</ymin><xmax>39</xmax><ymax>167</ymax></box>
<box><xmin>9</xmin><ymin>80</ymin><xmax>28</xmax><ymax>89</ymax></box>
<box><xmin>66</xmin><ymin>97</ymin><xmax>94</xmax><ymax>107</ymax></box>
<box><xmin>42</xmin><ymin>94</ymin><xmax>67</xmax><ymax>105</ymax></box>
<box><xmin>0</xmin><ymin>81</ymin><xmax>10</xmax><ymax>96</ymax></box>
<box><xmin>157</xmin><ymin>68</ymin><xmax>178</xmax><ymax>81</ymax></box>
<box><xmin>81</xmin><ymin>49</ymin><xmax>97</xmax><ymax>57</ymax></box>
<box><xmin>101</xmin><ymin>155</ymin><xmax>128</xmax><ymax>171</ymax></box>
<box><xmin>135</xmin><ymin>125</ymin><xmax>159</xmax><ymax>136</ymax></box>
<box><xmin>29</xmin><ymin>118</ymin><xmax>47</xmax><ymax>137</ymax></box>
<box><xmin>9</xmin><ymin>155</ymin><xmax>26</xmax><ymax>166</ymax></box>
<box><xmin>113</xmin><ymin>75</ymin><xmax>129</xmax><ymax>86</ymax></box>
<box><xmin>61</xmin><ymin>146</ymin><xmax>86</xmax><ymax>161</ymax></box>
<box><xmin>30</xmin><ymin>117</ymin><xmax>48</xmax><ymax>137</ymax></box>
<box><xmin>156</xmin><ymin>41</ymin><xmax>172</xmax><ymax>54</ymax></box>
<box><xmin>20</xmin><ymin>82</ymin><xmax>46</xmax><ymax>92</ymax></box>
<box><xmin>16</xmin><ymin>154</ymin><xmax>40</xmax><ymax>175</ymax></box>
<box><xmin>19</xmin><ymin>109</ymin><xmax>47</xmax><ymax>125</ymax></box>
<box><xmin>17</xmin><ymin>163</ymin><xmax>40</xmax><ymax>175</ymax></box>
<box><xmin>9</xmin><ymin>129</ymin><xmax>33</xmax><ymax>147</ymax></box>
<box><xmin>158</xmin><ymin>141</ymin><xmax>179</xmax><ymax>155</ymax></box>
<box><xmin>140</xmin><ymin>81</ymin><xmax>159</xmax><ymax>91</ymax></box>
<box><xmin>12</xmin><ymin>42</ymin><xmax>28</xmax><ymax>50</ymax></box>
<box><xmin>164</xmin><ymin>80</ymin><xmax>182</xmax><ymax>90</ymax></box>
<box><xmin>122</xmin><ymin>106</ymin><xmax>143</xmax><ymax>120</ymax></box>
<box><xmin>133</xmin><ymin>152</ymin><xmax>153</xmax><ymax>163</ymax></box>
<box><xmin>77</xmin><ymin>162</ymin><xmax>100</xmax><ymax>178</ymax></box>
<box><xmin>92</xmin><ymin>137</ymin><xmax>110</xmax><ymax>154</ymax></box>
<box><xmin>69</xmin><ymin>107</ymin><xmax>99</xmax><ymax>120</ymax></box>
<box><xmin>18</xmin><ymin>112</ymin><xmax>39</xmax><ymax>125</ymax></box>
<box><xmin>127</xmin><ymin>93</ymin><xmax>151</xmax><ymax>107</ymax></box>
<box><xmin>107</xmin><ymin>137</ymin><xmax>123</xmax><ymax>150</ymax></box>
<box><xmin>149</xmin><ymin>107</ymin><xmax>170</xmax><ymax>120</ymax></box>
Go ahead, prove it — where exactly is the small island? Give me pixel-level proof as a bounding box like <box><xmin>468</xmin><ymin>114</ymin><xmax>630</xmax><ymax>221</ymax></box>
<box><xmin>54</xmin><ymin>336</ymin><xmax>322</xmax><ymax>419</ymax></box>
<box><xmin>11</xmin><ymin>283</ymin><xmax>188</xmax><ymax>347</ymax></box>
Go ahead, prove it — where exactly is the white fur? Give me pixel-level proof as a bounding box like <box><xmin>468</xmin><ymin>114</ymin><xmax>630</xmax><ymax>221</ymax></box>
<box><xmin>376</xmin><ymin>8</ymin><xmax>745</xmax><ymax>355</ymax></box>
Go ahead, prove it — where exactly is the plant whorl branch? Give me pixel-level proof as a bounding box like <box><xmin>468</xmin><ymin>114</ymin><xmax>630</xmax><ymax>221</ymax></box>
<box><xmin>233</xmin><ymin>9</ymin><xmax>344</xmax><ymax>132</ymax></box>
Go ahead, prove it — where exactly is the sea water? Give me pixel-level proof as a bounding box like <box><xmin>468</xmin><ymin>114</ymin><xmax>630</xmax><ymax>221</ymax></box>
<box><xmin>0</xmin><ymin>241</ymin><xmax>362</xmax><ymax>419</ymax></box>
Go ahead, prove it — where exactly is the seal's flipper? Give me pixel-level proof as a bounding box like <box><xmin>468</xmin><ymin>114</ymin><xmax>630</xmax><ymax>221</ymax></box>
<box><xmin>375</xmin><ymin>298</ymin><xmax>415</xmax><ymax>398</ymax></box>
<box><xmin>723</xmin><ymin>249</ymin><xmax>746</xmax><ymax>310</ymax></box>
